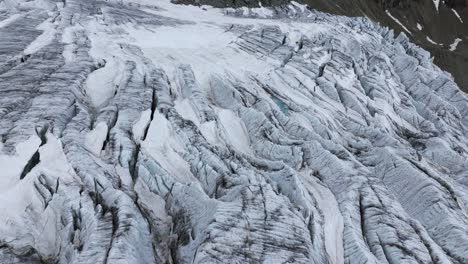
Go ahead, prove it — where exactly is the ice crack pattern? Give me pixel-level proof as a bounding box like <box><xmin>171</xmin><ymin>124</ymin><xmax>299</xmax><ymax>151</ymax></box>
<box><xmin>0</xmin><ymin>0</ymin><xmax>468</xmax><ymax>263</ymax></box>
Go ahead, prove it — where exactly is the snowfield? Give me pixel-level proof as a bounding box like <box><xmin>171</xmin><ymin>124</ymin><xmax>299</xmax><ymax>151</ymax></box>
<box><xmin>1</xmin><ymin>0</ymin><xmax>468</xmax><ymax>263</ymax></box>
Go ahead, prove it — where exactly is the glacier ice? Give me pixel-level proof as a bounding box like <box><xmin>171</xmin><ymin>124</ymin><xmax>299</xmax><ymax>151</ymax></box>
<box><xmin>0</xmin><ymin>0</ymin><xmax>468</xmax><ymax>263</ymax></box>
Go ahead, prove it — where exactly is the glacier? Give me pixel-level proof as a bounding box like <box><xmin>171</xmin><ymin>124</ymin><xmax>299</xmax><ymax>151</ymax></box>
<box><xmin>1</xmin><ymin>0</ymin><xmax>468</xmax><ymax>263</ymax></box>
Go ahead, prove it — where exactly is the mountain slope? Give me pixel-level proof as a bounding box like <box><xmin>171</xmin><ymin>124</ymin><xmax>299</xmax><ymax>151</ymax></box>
<box><xmin>1</xmin><ymin>0</ymin><xmax>468</xmax><ymax>263</ymax></box>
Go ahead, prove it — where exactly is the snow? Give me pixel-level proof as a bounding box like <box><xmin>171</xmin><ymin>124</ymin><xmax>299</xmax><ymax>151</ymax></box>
<box><xmin>80</xmin><ymin>0</ymin><xmax>327</xmax><ymax>92</ymax></box>
<box><xmin>61</xmin><ymin>24</ymin><xmax>84</xmax><ymax>62</ymax></box>
<box><xmin>452</xmin><ymin>9</ymin><xmax>463</xmax><ymax>23</ymax></box>
<box><xmin>39</xmin><ymin>134</ymin><xmax>78</xmax><ymax>184</ymax></box>
<box><xmin>132</xmin><ymin>109</ymin><xmax>152</xmax><ymax>142</ymax></box>
<box><xmin>1</xmin><ymin>0</ymin><xmax>56</xmax><ymax>9</ymax></box>
<box><xmin>218</xmin><ymin>109</ymin><xmax>252</xmax><ymax>155</ymax></box>
<box><xmin>199</xmin><ymin>121</ymin><xmax>218</xmax><ymax>145</ymax></box>
<box><xmin>385</xmin><ymin>10</ymin><xmax>412</xmax><ymax>35</ymax></box>
<box><xmin>287</xmin><ymin>29</ymin><xmax>304</xmax><ymax>52</ymax></box>
<box><xmin>0</xmin><ymin>13</ymin><xmax>21</xmax><ymax>28</ymax></box>
<box><xmin>124</xmin><ymin>23</ymin><xmax>272</xmax><ymax>88</ymax></box>
<box><xmin>0</xmin><ymin>133</ymin><xmax>76</xmax><ymax>257</ymax></box>
<box><xmin>24</xmin><ymin>16</ymin><xmax>57</xmax><ymax>55</ymax></box>
<box><xmin>449</xmin><ymin>38</ymin><xmax>462</xmax><ymax>51</ymax></box>
<box><xmin>84</xmin><ymin>59</ymin><xmax>123</xmax><ymax>108</ymax></box>
<box><xmin>291</xmin><ymin>1</ymin><xmax>306</xmax><ymax>12</ymax></box>
<box><xmin>2</xmin><ymin>0</ymin><xmax>468</xmax><ymax>262</ymax></box>
<box><xmin>124</xmin><ymin>23</ymin><xmax>323</xmax><ymax>91</ymax></box>
<box><xmin>303</xmin><ymin>174</ymin><xmax>344</xmax><ymax>264</ymax></box>
<box><xmin>141</xmin><ymin>111</ymin><xmax>197</xmax><ymax>183</ymax></box>
<box><xmin>426</xmin><ymin>36</ymin><xmax>441</xmax><ymax>45</ymax></box>
<box><xmin>249</xmin><ymin>6</ymin><xmax>274</xmax><ymax>18</ymax></box>
<box><xmin>0</xmin><ymin>135</ymin><xmax>41</xmax><ymax>191</ymax></box>
<box><xmin>85</xmin><ymin>122</ymin><xmax>108</xmax><ymax>156</ymax></box>
<box><xmin>433</xmin><ymin>0</ymin><xmax>440</xmax><ymax>13</ymax></box>
<box><xmin>175</xmin><ymin>99</ymin><xmax>200</xmax><ymax>123</ymax></box>
<box><xmin>0</xmin><ymin>0</ymin><xmax>22</xmax><ymax>9</ymax></box>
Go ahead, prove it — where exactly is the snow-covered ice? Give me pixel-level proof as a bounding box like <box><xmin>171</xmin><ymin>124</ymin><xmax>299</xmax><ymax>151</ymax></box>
<box><xmin>1</xmin><ymin>0</ymin><xmax>468</xmax><ymax>263</ymax></box>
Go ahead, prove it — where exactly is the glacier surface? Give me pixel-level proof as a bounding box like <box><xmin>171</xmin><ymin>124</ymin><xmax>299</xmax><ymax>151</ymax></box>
<box><xmin>1</xmin><ymin>0</ymin><xmax>468</xmax><ymax>263</ymax></box>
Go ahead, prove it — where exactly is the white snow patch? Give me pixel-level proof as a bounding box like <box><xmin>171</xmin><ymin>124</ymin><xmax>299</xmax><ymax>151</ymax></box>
<box><xmin>105</xmin><ymin>0</ymin><xmax>159</xmax><ymax>6</ymax></box>
<box><xmin>303</xmin><ymin>175</ymin><xmax>344</xmax><ymax>264</ymax></box>
<box><xmin>84</xmin><ymin>59</ymin><xmax>123</xmax><ymax>108</ymax></box>
<box><xmin>426</xmin><ymin>36</ymin><xmax>442</xmax><ymax>46</ymax></box>
<box><xmin>385</xmin><ymin>10</ymin><xmax>411</xmax><ymax>35</ymax></box>
<box><xmin>116</xmin><ymin>165</ymin><xmax>134</xmax><ymax>188</ymax></box>
<box><xmin>132</xmin><ymin>109</ymin><xmax>152</xmax><ymax>143</ymax></box>
<box><xmin>124</xmin><ymin>23</ymin><xmax>273</xmax><ymax>88</ymax></box>
<box><xmin>452</xmin><ymin>9</ymin><xmax>463</xmax><ymax>23</ymax></box>
<box><xmin>449</xmin><ymin>38</ymin><xmax>462</xmax><ymax>51</ymax></box>
<box><xmin>85</xmin><ymin>20</ymin><xmax>150</xmax><ymax>78</ymax></box>
<box><xmin>134</xmin><ymin>176</ymin><xmax>170</xmax><ymax>222</ymax></box>
<box><xmin>24</xmin><ymin>17</ymin><xmax>57</xmax><ymax>55</ymax></box>
<box><xmin>433</xmin><ymin>0</ymin><xmax>440</xmax><ymax>12</ymax></box>
<box><xmin>249</xmin><ymin>6</ymin><xmax>274</xmax><ymax>18</ymax></box>
<box><xmin>175</xmin><ymin>99</ymin><xmax>200</xmax><ymax>124</ymax></box>
<box><xmin>85</xmin><ymin>122</ymin><xmax>108</xmax><ymax>156</ymax></box>
<box><xmin>218</xmin><ymin>109</ymin><xmax>252</xmax><ymax>154</ymax></box>
<box><xmin>0</xmin><ymin>135</ymin><xmax>41</xmax><ymax>191</ymax></box>
<box><xmin>426</xmin><ymin>36</ymin><xmax>437</xmax><ymax>44</ymax></box>
<box><xmin>0</xmin><ymin>0</ymin><xmax>17</xmax><ymax>9</ymax></box>
<box><xmin>199</xmin><ymin>121</ymin><xmax>218</xmax><ymax>145</ymax></box>
<box><xmin>287</xmin><ymin>30</ymin><xmax>303</xmax><ymax>52</ymax></box>
<box><xmin>174</xmin><ymin>99</ymin><xmax>219</xmax><ymax>144</ymax></box>
<box><xmin>39</xmin><ymin>134</ymin><xmax>77</xmax><ymax>184</ymax></box>
<box><xmin>0</xmin><ymin>13</ymin><xmax>21</xmax><ymax>28</ymax></box>
<box><xmin>0</xmin><ymin>134</ymin><xmax>76</xmax><ymax>256</ymax></box>
<box><xmin>291</xmin><ymin>1</ymin><xmax>307</xmax><ymax>12</ymax></box>
<box><xmin>0</xmin><ymin>0</ymin><xmax>55</xmax><ymax>9</ymax></box>
<box><xmin>142</xmin><ymin>111</ymin><xmax>196</xmax><ymax>183</ymax></box>
<box><xmin>128</xmin><ymin>0</ymin><xmax>327</xmax><ymax>84</ymax></box>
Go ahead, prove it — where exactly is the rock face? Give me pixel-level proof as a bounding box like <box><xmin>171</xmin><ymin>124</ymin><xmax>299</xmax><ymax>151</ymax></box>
<box><xmin>1</xmin><ymin>0</ymin><xmax>468</xmax><ymax>263</ymax></box>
